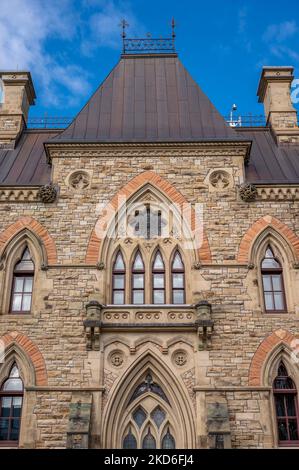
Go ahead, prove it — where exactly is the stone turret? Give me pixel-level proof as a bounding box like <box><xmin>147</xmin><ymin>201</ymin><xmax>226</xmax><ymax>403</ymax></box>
<box><xmin>257</xmin><ymin>66</ymin><xmax>299</xmax><ymax>144</ymax></box>
<box><xmin>0</xmin><ymin>71</ymin><xmax>36</xmax><ymax>149</ymax></box>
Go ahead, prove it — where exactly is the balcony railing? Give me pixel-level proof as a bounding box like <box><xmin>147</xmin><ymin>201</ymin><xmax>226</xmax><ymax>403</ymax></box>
<box><xmin>26</xmin><ymin>114</ymin><xmax>270</xmax><ymax>130</ymax></box>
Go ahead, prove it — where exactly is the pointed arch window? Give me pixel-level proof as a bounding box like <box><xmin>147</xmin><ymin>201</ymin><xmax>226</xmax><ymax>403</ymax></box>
<box><xmin>123</xmin><ymin>428</ymin><xmax>137</xmax><ymax>449</ymax></box>
<box><xmin>0</xmin><ymin>364</ymin><xmax>23</xmax><ymax>445</ymax></box>
<box><xmin>10</xmin><ymin>247</ymin><xmax>34</xmax><ymax>313</ymax></box>
<box><xmin>261</xmin><ymin>246</ymin><xmax>286</xmax><ymax>312</ymax></box>
<box><xmin>112</xmin><ymin>251</ymin><xmax>126</xmax><ymax>305</ymax></box>
<box><xmin>171</xmin><ymin>251</ymin><xmax>185</xmax><ymax>304</ymax></box>
<box><xmin>142</xmin><ymin>428</ymin><xmax>156</xmax><ymax>449</ymax></box>
<box><xmin>273</xmin><ymin>362</ymin><xmax>299</xmax><ymax>446</ymax></box>
<box><xmin>152</xmin><ymin>251</ymin><xmax>165</xmax><ymax>304</ymax></box>
<box><xmin>132</xmin><ymin>251</ymin><xmax>145</xmax><ymax>304</ymax></box>
<box><xmin>162</xmin><ymin>428</ymin><xmax>176</xmax><ymax>449</ymax></box>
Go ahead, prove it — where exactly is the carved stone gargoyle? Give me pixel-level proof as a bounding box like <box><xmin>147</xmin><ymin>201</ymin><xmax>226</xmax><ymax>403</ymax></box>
<box><xmin>195</xmin><ymin>300</ymin><xmax>214</xmax><ymax>350</ymax></box>
<box><xmin>83</xmin><ymin>301</ymin><xmax>103</xmax><ymax>351</ymax></box>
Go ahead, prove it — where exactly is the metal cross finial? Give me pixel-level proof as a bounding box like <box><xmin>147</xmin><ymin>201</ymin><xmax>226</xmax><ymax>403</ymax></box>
<box><xmin>171</xmin><ymin>17</ymin><xmax>176</xmax><ymax>39</ymax></box>
<box><xmin>119</xmin><ymin>19</ymin><xmax>129</xmax><ymax>39</ymax></box>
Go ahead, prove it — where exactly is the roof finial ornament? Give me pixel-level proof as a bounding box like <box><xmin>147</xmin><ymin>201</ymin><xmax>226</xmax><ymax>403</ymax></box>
<box><xmin>171</xmin><ymin>17</ymin><xmax>176</xmax><ymax>40</ymax></box>
<box><xmin>119</xmin><ymin>19</ymin><xmax>129</xmax><ymax>53</ymax></box>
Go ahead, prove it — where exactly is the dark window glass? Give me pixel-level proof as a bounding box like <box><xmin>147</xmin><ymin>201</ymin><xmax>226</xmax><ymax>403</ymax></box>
<box><xmin>261</xmin><ymin>246</ymin><xmax>286</xmax><ymax>312</ymax></box>
<box><xmin>10</xmin><ymin>248</ymin><xmax>34</xmax><ymax>313</ymax></box>
<box><xmin>171</xmin><ymin>251</ymin><xmax>185</xmax><ymax>304</ymax></box>
<box><xmin>152</xmin><ymin>251</ymin><xmax>165</xmax><ymax>304</ymax></box>
<box><xmin>151</xmin><ymin>406</ymin><xmax>166</xmax><ymax>429</ymax></box>
<box><xmin>273</xmin><ymin>361</ymin><xmax>299</xmax><ymax>446</ymax></box>
<box><xmin>112</xmin><ymin>251</ymin><xmax>125</xmax><ymax>304</ymax></box>
<box><xmin>162</xmin><ymin>429</ymin><xmax>176</xmax><ymax>449</ymax></box>
<box><xmin>123</xmin><ymin>429</ymin><xmax>137</xmax><ymax>449</ymax></box>
<box><xmin>133</xmin><ymin>407</ymin><xmax>147</xmax><ymax>428</ymax></box>
<box><xmin>132</xmin><ymin>251</ymin><xmax>144</xmax><ymax>304</ymax></box>
<box><xmin>142</xmin><ymin>428</ymin><xmax>156</xmax><ymax>449</ymax></box>
<box><xmin>0</xmin><ymin>364</ymin><xmax>23</xmax><ymax>444</ymax></box>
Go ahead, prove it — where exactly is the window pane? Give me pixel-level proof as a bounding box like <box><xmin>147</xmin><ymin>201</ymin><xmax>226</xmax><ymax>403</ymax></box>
<box><xmin>24</xmin><ymin>277</ymin><xmax>33</xmax><ymax>293</ymax></box>
<box><xmin>12</xmin><ymin>397</ymin><xmax>22</xmax><ymax>417</ymax></box>
<box><xmin>264</xmin><ymin>292</ymin><xmax>274</xmax><ymax>310</ymax></box>
<box><xmin>113</xmin><ymin>291</ymin><xmax>124</xmax><ymax>305</ymax></box>
<box><xmin>133</xmin><ymin>291</ymin><xmax>144</xmax><ymax>304</ymax></box>
<box><xmin>22</xmin><ymin>294</ymin><xmax>32</xmax><ymax>311</ymax></box>
<box><xmin>173</xmin><ymin>290</ymin><xmax>184</xmax><ymax>304</ymax></box>
<box><xmin>153</xmin><ymin>290</ymin><xmax>164</xmax><ymax>304</ymax></box>
<box><xmin>162</xmin><ymin>431</ymin><xmax>176</xmax><ymax>449</ymax></box>
<box><xmin>262</xmin><ymin>258</ymin><xmax>280</xmax><ymax>269</ymax></box>
<box><xmin>286</xmin><ymin>395</ymin><xmax>296</xmax><ymax>417</ymax></box>
<box><xmin>3</xmin><ymin>378</ymin><xmax>23</xmax><ymax>392</ymax></box>
<box><xmin>142</xmin><ymin>431</ymin><xmax>156</xmax><ymax>449</ymax></box>
<box><xmin>133</xmin><ymin>407</ymin><xmax>147</xmax><ymax>428</ymax></box>
<box><xmin>274</xmin><ymin>293</ymin><xmax>284</xmax><ymax>311</ymax></box>
<box><xmin>123</xmin><ymin>431</ymin><xmax>137</xmax><ymax>449</ymax></box>
<box><xmin>133</xmin><ymin>253</ymin><xmax>144</xmax><ymax>270</ymax></box>
<box><xmin>151</xmin><ymin>407</ymin><xmax>166</xmax><ymax>428</ymax></box>
<box><xmin>289</xmin><ymin>420</ymin><xmax>299</xmax><ymax>441</ymax></box>
<box><xmin>114</xmin><ymin>275</ymin><xmax>124</xmax><ymax>289</ymax></box>
<box><xmin>173</xmin><ymin>273</ymin><xmax>184</xmax><ymax>288</ymax></box>
<box><xmin>172</xmin><ymin>252</ymin><xmax>183</xmax><ymax>269</ymax></box>
<box><xmin>277</xmin><ymin>420</ymin><xmax>288</xmax><ymax>441</ymax></box>
<box><xmin>114</xmin><ymin>252</ymin><xmax>125</xmax><ymax>270</ymax></box>
<box><xmin>0</xmin><ymin>418</ymin><xmax>9</xmax><ymax>440</ymax></box>
<box><xmin>153</xmin><ymin>274</ymin><xmax>164</xmax><ymax>288</ymax></box>
<box><xmin>14</xmin><ymin>277</ymin><xmax>24</xmax><ymax>293</ymax></box>
<box><xmin>272</xmin><ymin>275</ymin><xmax>282</xmax><ymax>291</ymax></box>
<box><xmin>262</xmin><ymin>275</ymin><xmax>271</xmax><ymax>291</ymax></box>
<box><xmin>153</xmin><ymin>252</ymin><xmax>164</xmax><ymax>269</ymax></box>
<box><xmin>275</xmin><ymin>396</ymin><xmax>285</xmax><ymax>417</ymax></box>
<box><xmin>133</xmin><ymin>274</ymin><xmax>144</xmax><ymax>288</ymax></box>
<box><xmin>12</xmin><ymin>294</ymin><xmax>22</xmax><ymax>311</ymax></box>
<box><xmin>1</xmin><ymin>397</ymin><xmax>12</xmax><ymax>417</ymax></box>
<box><xmin>10</xmin><ymin>419</ymin><xmax>20</xmax><ymax>441</ymax></box>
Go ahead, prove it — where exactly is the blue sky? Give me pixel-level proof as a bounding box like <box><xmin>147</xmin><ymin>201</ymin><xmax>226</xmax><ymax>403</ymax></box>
<box><xmin>0</xmin><ymin>0</ymin><xmax>299</xmax><ymax>120</ymax></box>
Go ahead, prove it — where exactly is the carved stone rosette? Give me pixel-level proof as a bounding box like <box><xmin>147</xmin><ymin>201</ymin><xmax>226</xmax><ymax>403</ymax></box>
<box><xmin>37</xmin><ymin>183</ymin><xmax>58</xmax><ymax>203</ymax></box>
<box><xmin>239</xmin><ymin>183</ymin><xmax>258</xmax><ymax>202</ymax></box>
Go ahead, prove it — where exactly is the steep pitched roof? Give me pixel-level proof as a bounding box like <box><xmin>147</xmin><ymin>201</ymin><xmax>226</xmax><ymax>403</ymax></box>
<box><xmin>52</xmin><ymin>54</ymin><xmax>236</xmax><ymax>142</ymax></box>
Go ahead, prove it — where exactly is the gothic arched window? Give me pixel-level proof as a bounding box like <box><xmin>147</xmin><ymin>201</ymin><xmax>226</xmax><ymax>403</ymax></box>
<box><xmin>171</xmin><ymin>251</ymin><xmax>185</xmax><ymax>304</ymax></box>
<box><xmin>123</xmin><ymin>428</ymin><xmax>137</xmax><ymax>449</ymax></box>
<box><xmin>0</xmin><ymin>364</ymin><xmax>23</xmax><ymax>444</ymax></box>
<box><xmin>261</xmin><ymin>246</ymin><xmax>286</xmax><ymax>312</ymax></box>
<box><xmin>10</xmin><ymin>247</ymin><xmax>34</xmax><ymax>313</ymax></box>
<box><xmin>142</xmin><ymin>428</ymin><xmax>156</xmax><ymax>449</ymax></box>
<box><xmin>273</xmin><ymin>362</ymin><xmax>299</xmax><ymax>446</ymax></box>
<box><xmin>152</xmin><ymin>251</ymin><xmax>165</xmax><ymax>304</ymax></box>
<box><xmin>162</xmin><ymin>428</ymin><xmax>176</xmax><ymax>449</ymax></box>
<box><xmin>112</xmin><ymin>251</ymin><xmax>126</xmax><ymax>305</ymax></box>
<box><xmin>132</xmin><ymin>251</ymin><xmax>145</xmax><ymax>304</ymax></box>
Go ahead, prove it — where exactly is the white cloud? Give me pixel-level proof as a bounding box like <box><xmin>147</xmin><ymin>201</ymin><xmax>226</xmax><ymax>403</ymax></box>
<box><xmin>263</xmin><ymin>20</ymin><xmax>297</xmax><ymax>43</ymax></box>
<box><xmin>0</xmin><ymin>0</ymin><xmax>143</xmax><ymax>109</ymax></box>
<box><xmin>81</xmin><ymin>1</ymin><xmax>144</xmax><ymax>55</ymax></box>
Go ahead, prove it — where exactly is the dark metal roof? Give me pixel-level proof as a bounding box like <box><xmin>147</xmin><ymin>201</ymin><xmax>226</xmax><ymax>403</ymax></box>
<box><xmin>0</xmin><ymin>130</ymin><xmax>55</xmax><ymax>185</ymax></box>
<box><xmin>1</xmin><ymin>54</ymin><xmax>299</xmax><ymax>186</ymax></box>
<box><xmin>238</xmin><ymin>128</ymin><xmax>299</xmax><ymax>183</ymax></box>
<box><xmin>52</xmin><ymin>55</ymin><xmax>236</xmax><ymax>142</ymax></box>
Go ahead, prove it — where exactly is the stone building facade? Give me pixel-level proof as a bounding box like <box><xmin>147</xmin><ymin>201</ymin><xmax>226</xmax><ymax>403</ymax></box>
<box><xmin>0</xmin><ymin>45</ymin><xmax>299</xmax><ymax>449</ymax></box>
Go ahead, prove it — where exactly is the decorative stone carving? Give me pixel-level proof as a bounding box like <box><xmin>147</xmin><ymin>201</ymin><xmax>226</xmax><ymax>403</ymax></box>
<box><xmin>37</xmin><ymin>184</ymin><xmax>57</xmax><ymax>203</ymax></box>
<box><xmin>173</xmin><ymin>350</ymin><xmax>187</xmax><ymax>366</ymax></box>
<box><xmin>192</xmin><ymin>261</ymin><xmax>201</xmax><ymax>270</ymax></box>
<box><xmin>83</xmin><ymin>301</ymin><xmax>103</xmax><ymax>350</ymax></box>
<box><xmin>110</xmin><ymin>350</ymin><xmax>124</xmax><ymax>367</ymax></box>
<box><xmin>207</xmin><ymin>402</ymin><xmax>232</xmax><ymax>449</ymax></box>
<box><xmin>69</xmin><ymin>170</ymin><xmax>90</xmax><ymax>190</ymax></box>
<box><xmin>66</xmin><ymin>396</ymin><xmax>92</xmax><ymax>449</ymax></box>
<box><xmin>239</xmin><ymin>183</ymin><xmax>257</xmax><ymax>202</ymax></box>
<box><xmin>96</xmin><ymin>261</ymin><xmax>105</xmax><ymax>270</ymax></box>
<box><xmin>195</xmin><ymin>301</ymin><xmax>214</xmax><ymax>350</ymax></box>
<box><xmin>209</xmin><ymin>170</ymin><xmax>231</xmax><ymax>190</ymax></box>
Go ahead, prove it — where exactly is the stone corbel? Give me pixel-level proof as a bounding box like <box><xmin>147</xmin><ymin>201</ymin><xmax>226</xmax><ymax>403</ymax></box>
<box><xmin>195</xmin><ymin>301</ymin><xmax>214</xmax><ymax>350</ymax></box>
<box><xmin>83</xmin><ymin>301</ymin><xmax>103</xmax><ymax>351</ymax></box>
